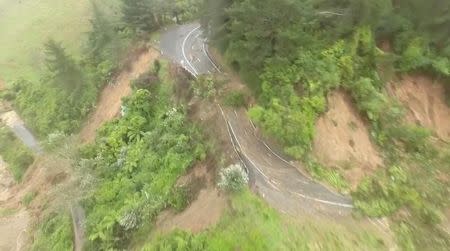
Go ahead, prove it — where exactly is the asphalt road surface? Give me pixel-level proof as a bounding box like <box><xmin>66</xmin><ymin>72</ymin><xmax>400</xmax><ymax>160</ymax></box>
<box><xmin>161</xmin><ymin>23</ymin><xmax>354</xmax><ymax>216</ymax></box>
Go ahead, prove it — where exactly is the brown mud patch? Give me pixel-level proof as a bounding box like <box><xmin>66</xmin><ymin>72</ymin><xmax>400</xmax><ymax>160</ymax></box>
<box><xmin>387</xmin><ymin>74</ymin><xmax>450</xmax><ymax>142</ymax></box>
<box><xmin>0</xmin><ymin>156</ymin><xmax>14</xmax><ymax>202</ymax></box>
<box><xmin>0</xmin><ymin>210</ymin><xmax>29</xmax><ymax>251</ymax></box>
<box><xmin>313</xmin><ymin>91</ymin><xmax>383</xmax><ymax>189</ymax></box>
<box><xmin>79</xmin><ymin>48</ymin><xmax>160</xmax><ymax>143</ymax></box>
<box><xmin>155</xmin><ymin>163</ymin><xmax>227</xmax><ymax>234</ymax></box>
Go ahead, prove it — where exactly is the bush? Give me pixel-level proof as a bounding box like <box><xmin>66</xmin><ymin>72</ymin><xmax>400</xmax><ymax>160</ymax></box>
<box><xmin>192</xmin><ymin>76</ymin><xmax>217</xmax><ymax>99</ymax></box>
<box><xmin>22</xmin><ymin>191</ymin><xmax>37</xmax><ymax>207</ymax></box>
<box><xmin>0</xmin><ymin>126</ymin><xmax>34</xmax><ymax>181</ymax></box>
<box><xmin>217</xmin><ymin>164</ymin><xmax>249</xmax><ymax>192</ymax></box>
<box><xmin>223</xmin><ymin>91</ymin><xmax>246</xmax><ymax>107</ymax></box>
<box><xmin>31</xmin><ymin>212</ymin><xmax>73</xmax><ymax>251</ymax></box>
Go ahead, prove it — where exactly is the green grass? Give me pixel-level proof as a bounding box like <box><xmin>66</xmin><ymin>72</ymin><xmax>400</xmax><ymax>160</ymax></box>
<box><xmin>144</xmin><ymin>190</ymin><xmax>385</xmax><ymax>251</ymax></box>
<box><xmin>22</xmin><ymin>191</ymin><xmax>37</xmax><ymax>207</ymax></box>
<box><xmin>0</xmin><ymin>0</ymin><xmax>120</xmax><ymax>82</ymax></box>
<box><xmin>0</xmin><ymin>207</ymin><xmax>17</xmax><ymax>217</ymax></box>
<box><xmin>30</xmin><ymin>212</ymin><xmax>74</xmax><ymax>251</ymax></box>
<box><xmin>0</xmin><ymin>125</ymin><xmax>34</xmax><ymax>181</ymax></box>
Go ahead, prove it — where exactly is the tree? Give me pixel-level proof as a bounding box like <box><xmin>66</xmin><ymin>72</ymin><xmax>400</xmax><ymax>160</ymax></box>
<box><xmin>121</xmin><ymin>0</ymin><xmax>158</xmax><ymax>32</ymax></box>
<box><xmin>44</xmin><ymin>39</ymin><xmax>84</xmax><ymax>92</ymax></box>
<box><xmin>87</xmin><ymin>2</ymin><xmax>115</xmax><ymax>61</ymax></box>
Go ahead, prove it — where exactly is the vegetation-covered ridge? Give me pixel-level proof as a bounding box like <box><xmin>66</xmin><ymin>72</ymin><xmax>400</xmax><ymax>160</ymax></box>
<box><xmin>78</xmin><ymin>62</ymin><xmax>206</xmax><ymax>250</ymax></box>
<box><xmin>203</xmin><ymin>0</ymin><xmax>450</xmax><ymax>250</ymax></box>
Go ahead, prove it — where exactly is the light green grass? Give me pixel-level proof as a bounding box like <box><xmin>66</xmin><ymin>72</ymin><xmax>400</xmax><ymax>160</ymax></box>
<box><xmin>144</xmin><ymin>190</ymin><xmax>386</xmax><ymax>251</ymax></box>
<box><xmin>0</xmin><ymin>0</ymin><xmax>120</xmax><ymax>82</ymax></box>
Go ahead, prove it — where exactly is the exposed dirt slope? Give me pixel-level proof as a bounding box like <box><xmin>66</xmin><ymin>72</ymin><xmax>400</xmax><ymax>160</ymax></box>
<box><xmin>79</xmin><ymin>48</ymin><xmax>159</xmax><ymax>143</ymax></box>
<box><xmin>0</xmin><ymin>157</ymin><xmax>14</xmax><ymax>202</ymax></box>
<box><xmin>0</xmin><ymin>210</ymin><xmax>29</xmax><ymax>251</ymax></box>
<box><xmin>388</xmin><ymin>74</ymin><xmax>450</xmax><ymax>142</ymax></box>
<box><xmin>313</xmin><ymin>91</ymin><xmax>383</xmax><ymax>189</ymax></box>
<box><xmin>155</xmin><ymin>158</ymin><xmax>227</xmax><ymax>234</ymax></box>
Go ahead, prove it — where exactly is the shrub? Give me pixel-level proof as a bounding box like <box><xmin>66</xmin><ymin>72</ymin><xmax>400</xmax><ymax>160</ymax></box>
<box><xmin>44</xmin><ymin>131</ymin><xmax>67</xmax><ymax>151</ymax></box>
<box><xmin>218</xmin><ymin>164</ymin><xmax>249</xmax><ymax>192</ymax></box>
<box><xmin>30</xmin><ymin>212</ymin><xmax>73</xmax><ymax>251</ymax></box>
<box><xmin>223</xmin><ymin>91</ymin><xmax>246</xmax><ymax>107</ymax></box>
<box><xmin>22</xmin><ymin>191</ymin><xmax>37</xmax><ymax>207</ymax></box>
<box><xmin>0</xmin><ymin>126</ymin><xmax>34</xmax><ymax>181</ymax></box>
<box><xmin>192</xmin><ymin>76</ymin><xmax>217</xmax><ymax>99</ymax></box>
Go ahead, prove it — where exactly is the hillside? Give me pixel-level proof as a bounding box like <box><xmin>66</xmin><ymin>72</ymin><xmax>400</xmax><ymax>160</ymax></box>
<box><xmin>0</xmin><ymin>0</ymin><xmax>449</xmax><ymax>250</ymax></box>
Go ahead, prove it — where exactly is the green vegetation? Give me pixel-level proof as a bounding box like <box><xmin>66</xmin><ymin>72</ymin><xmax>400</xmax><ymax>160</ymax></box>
<box><xmin>204</xmin><ymin>0</ymin><xmax>450</xmax><ymax>249</ymax></box>
<box><xmin>0</xmin><ymin>126</ymin><xmax>34</xmax><ymax>181</ymax></box>
<box><xmin>30</xmin><ymin>212</ymin><xmax>74</xmax><ymax>251</ymax></box>
<box><xmin>6</xmin><ymin>1</ymin><xmax>133</xmax><ymax>137</ymax></box>
<box><xmin>0</xmin><ymin>0</ymin><xmax>119</xmax><ymax>82</ymax></box>
<box><xmin>223</xmin><ymin>91</ymin><xmax>246</xmax><ymax>107</ymax></box>
<box><xmin>12</xmin><ymin>40</ymin><xmax>99</xmax><ymax>136</ymax></box>
<box><xmin>217</xmin><ymin>164</ymin><xmax>249</xmax><ymax>192</ymax></box>
<box><xmin>80</xmin><ymin>64</ymin><xmax>206</xmax><ymax>250</ymax></box>
<box><xmin>143</xmin><ymin>190</ymin><xmax>385</xmax><ymax>251</ymax></box>
<box><xmin>22</xmin><ymin>191</ymin><xmax>37</xmax><ymax>207</ymax></box>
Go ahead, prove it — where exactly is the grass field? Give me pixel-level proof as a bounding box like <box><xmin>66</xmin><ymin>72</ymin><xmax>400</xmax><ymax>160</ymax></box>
<box><xmin>0</xmin><ymin>0</ymin><xmax>120</xmax><ymax>83</ymax></box>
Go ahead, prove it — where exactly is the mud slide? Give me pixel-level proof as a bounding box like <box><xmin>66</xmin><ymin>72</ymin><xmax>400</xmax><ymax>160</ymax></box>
<box><xmin>0</xmin><ymin>210</ymin><xmax>29</xmax><ymax>251</ymax></box>
<box><xmin>79</xmin><ymin>48</ymin><xmax>160</xmax><ymax>143</ymax></box>
<box><xmin>313</xmin><ymin>91</ymin><xmax>383</xmax><ymax>189</ymax></box>
<box><xmin>156</xmin><ymin>163</ymin><xmax>227</xmax><ymax>234</ymax></box>
<box><xmin>388</xmin><ymin>74</ymin><xmax>450</xmax><ymax>142</ymax></box>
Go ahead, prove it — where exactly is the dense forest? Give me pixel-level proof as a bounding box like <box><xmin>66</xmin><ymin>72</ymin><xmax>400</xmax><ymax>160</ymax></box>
<box><xmin>0</xmin><ymin>0</ymin><xmax>449</xmax><ymax>250</ymax></box>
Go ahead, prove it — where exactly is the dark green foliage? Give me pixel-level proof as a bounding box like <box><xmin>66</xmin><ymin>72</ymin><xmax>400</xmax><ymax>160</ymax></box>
<box><xmin>131</xmin><ymin>71</ymin><xmax>160</xmax><ymax>91</ymax></box>
<box><xmin>223</xmin><ymin>91</ymin><xmax>246</xmax><ymax>107</ymax></box>
<box><xmin>82</xmin><ymin>74</ymin><xmax>206</xmax><ymax>249</ymax></box>
<box><xmin>121</xmin><ymin>0</ymin><xmax>158</xmax><ymax>32</ymax></box>
<box><xmin>0</xmin><ymin>126</ymin><xmax>34</xmax><ymax>181</ymax></box>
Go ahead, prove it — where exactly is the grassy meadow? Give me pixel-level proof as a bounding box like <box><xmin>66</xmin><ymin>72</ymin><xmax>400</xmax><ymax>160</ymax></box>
<box><xmin>0</xmin><ymin>0</ymin><xmax>119</xmax><ymax>83</ymax></box>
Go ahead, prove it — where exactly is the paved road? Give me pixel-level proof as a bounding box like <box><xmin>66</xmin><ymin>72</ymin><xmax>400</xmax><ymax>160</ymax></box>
<box><xmin>161</xmin><ymin>23</ymin><xmax>220</xmax><ymax>77</ymax></box>
<box><xmin>0</xmin><ymin>110</ymin><xmax>42</xmax><ymax>154</ymax></box>
<box><xmin>161</xmin><ymin>23</ymin><xmax>353</xmax><ymax>216</ymax></box>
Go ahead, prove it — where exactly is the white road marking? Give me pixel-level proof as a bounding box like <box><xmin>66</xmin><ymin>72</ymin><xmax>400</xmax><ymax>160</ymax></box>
<box><xmin>202</xmin><ymin>39</ymin><xmax>221</xmax><ymax>72</ymax></box>
<box><xmin>249</xmin><ymin>119</ymin><xmax>257</xmax><ymax>130</ymax></box>
<box><xmin>291</xmin><ymin>191</ymin><xmax>354</xmax><ymax>208</ymax></box>
<box><xmin>182</xmin><ymin>26</ymin><xmax>201</xmax><ymax>76</ymax></box>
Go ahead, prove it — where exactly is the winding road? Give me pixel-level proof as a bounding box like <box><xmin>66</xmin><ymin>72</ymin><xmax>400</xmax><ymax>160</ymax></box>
<box><xmin>161</xmin><ymin>23</ymin><xmax>353</xmax><ymax>216</ymax></box>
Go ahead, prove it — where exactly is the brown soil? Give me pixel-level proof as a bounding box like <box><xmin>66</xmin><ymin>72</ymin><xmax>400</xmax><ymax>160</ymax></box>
<box><xmin>0</xmin><ymin>111</ymin><xmax>23</xmax><ymax>128</ymax></box>
<box><xmin>0</xmin><ymin>210</ymin><xmax>29</xmax><ymax>251</ymax></box>
<box><xmin>313</xmin><ymin>90</ymin><xmax>383</xmax><ymax>189</ymax></box>
<box><xmin>155</xmin><ymin>160</ymin><xmax>227</xmax><ymax>234</ymax></box>
<box><xmin>0</xmin><ymin>157</ymin><xmax>14</xmax><ymax>202</ymax></box>
<box><xmin>155</xmin><ymin>188</ymin><xmax>226</xmax><ymax>234</ymax></box>
<box><xmin>387</xmin><ymin>74</ymin><xmax>450</xmax><ymax>142</ymax></box>
<box><xmin>79</xmin><ymin>48</ymin><xmax>159</xmax><ymax>143</ymax></box>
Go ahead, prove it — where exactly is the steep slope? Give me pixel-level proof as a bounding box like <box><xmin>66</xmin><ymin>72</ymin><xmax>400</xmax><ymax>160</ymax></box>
<box><xmin>313</xmin><ymin>91</ymin><xmax>383</xmax><ymax>189</ymax></box>
<box><xmin>388</xmin><ymin>75</ymin><xmax>450</xmax><ymax>142</ymax></box>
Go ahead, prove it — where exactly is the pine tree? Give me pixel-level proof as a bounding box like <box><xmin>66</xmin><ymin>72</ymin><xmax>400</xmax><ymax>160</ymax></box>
<box><xmin>121</xmin><ymin>0</ymin><xmax>157</xmax><ymax>32</ymax></box>
<box><xmin>44</xmin><ymin>39</ymin><xmax>83</xmax><ymax>92</ymax></box>
<box><xmin>87</xmin><ymin>2</ymin><xmax>114</xmax><ymax>60</ymax></box>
